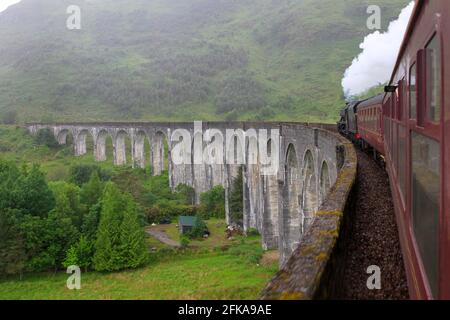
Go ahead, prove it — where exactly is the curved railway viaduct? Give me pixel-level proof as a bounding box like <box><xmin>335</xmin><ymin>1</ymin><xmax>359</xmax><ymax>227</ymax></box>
<box><xmin>26</xmin><ymin>121</ymin><xmax>357</xmax><ymax>299</ymax></box>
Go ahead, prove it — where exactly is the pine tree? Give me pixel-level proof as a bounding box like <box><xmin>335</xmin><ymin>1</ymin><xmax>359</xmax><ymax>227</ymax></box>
<box><xmin>93</xmin><ymin>182</ymin><xmax>128</xmax><ymax>271</ymax></box>
<box><xmin>82</xmin><ymin>202</ymin><xmax>101</xmax><ymax>242</ymax></box>
<box><xmin>80</xmin><ymin>171</ymin><xmax>104</xmax><ymax>209</ymax></box>
<box><xmin>19</xmin><ymin>164</ymin><xmax>55</xmax><ymax>217</ymax></box>
<box><xmin>0</xmin><ymin>209</ymin><xmax>27</xmax><ymax>278</ymax></box>
<box><xmin>63</xmin><ymin>235</ymin><xmax>93</xmax><ymax>272</ymax></box>
<box><xmin>93</xmin><ymin>182</ymin><xmax>148</xmax><ymax>271</ymax></box>
<box><xmin>63</xmin><ymin>246</ymin><xmax>78</xmax><ymax>268</ymax></box>
<box><xmin>119</xmin><ymin>195</ymin><xmax>148</xmax><ymax>269</ymax></box>
<box><xmin>229</xmin><ymin>166</ymin><xmax>244</xmax><ymax>226</ymax></box>
<box><xmin>0</xmin><ymin>161</ymin><xmax>23</xmax><ymax>212</ymax></box>
<box><xmin>76</xmin><ymin>235</ymin><xmax>94</xmax><ymax>271</ymax></box>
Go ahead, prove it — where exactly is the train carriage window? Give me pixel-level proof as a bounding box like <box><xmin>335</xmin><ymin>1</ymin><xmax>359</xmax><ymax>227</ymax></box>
<box><xmin>393</xmin><ymin>123</ymin><xmax>398</xmax><ymax>175</ymax></box>
<box><xmin>426</xmin><ymin>35</ymin><xmax>441</xmax><ymax>123</ymax></box>
<box><xmin>372</xmin><ymin>109</ymin><xmax>375</xmax><ymax>130</ymax></box>
<box><xmin>411</xmin><ymin>133</ymin><xmax>440</xmax><ymax>298</ymax></box>
<box><xmin>397</xmin><ymin>80</ymin><xmax>404</xmax><ymax>121</ymax></box>
<box><xmin>410</xmin><ymin>63</ymin><xmax>417</xmax><ymax>119</ymax></box>
<box><xmin>398</xmin><ymin>125</ymin><xmax>406</xmax><ymax>200</ymax></box>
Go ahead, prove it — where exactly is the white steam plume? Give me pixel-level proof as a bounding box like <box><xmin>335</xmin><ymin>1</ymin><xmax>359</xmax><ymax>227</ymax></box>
<box><xmin>342</xmin><ymin>2</ymin><xmax>415</xmax><ymax>98</ymax></box>
<box><xmin>0</xmin><ymin>0</ymin><xmax>22</xmax><ymax>13</ymax></box>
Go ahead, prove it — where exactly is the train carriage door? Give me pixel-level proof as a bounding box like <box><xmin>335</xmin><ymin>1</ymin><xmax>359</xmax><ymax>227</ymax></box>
<box><xmin>441</xmin><ymin>1</ymin><xmax>450</xmax><ymax>300</ymax></box>
<box><xmin>411</xmin><ymin>33</ymin><xmax>442</xmax><ymax>299</ymax></box>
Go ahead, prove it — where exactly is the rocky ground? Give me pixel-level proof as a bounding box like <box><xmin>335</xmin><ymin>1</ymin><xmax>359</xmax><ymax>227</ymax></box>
<box><xmin>339</xmin><ymin>149</ymin><xmax>409</xmax><ymax>300</ymax></box>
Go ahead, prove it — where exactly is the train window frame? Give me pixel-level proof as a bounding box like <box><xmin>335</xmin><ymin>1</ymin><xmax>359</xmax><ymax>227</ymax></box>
<box><xmin>414</xmin><ymin>31</ymin><xmax>441</xmax><ymax>141</ymax></box>
<box><xmin>424</xmin><ymin>34</ymin><xmax>442</xmax><ymax>125</ymax></box>
<box><xmin>397</xmin><ymin>79</ymin><xmax>405</xmax><ymax>121</ymax></box>
<box><xmin>409</xmin><ymin>62</ymin><xmax>417</xmax><ymax>120</ymax></box>
<box><xmin>417</xmin><ymin>48</ymin><xmax>426</xmax><ymax>128</ymax></box>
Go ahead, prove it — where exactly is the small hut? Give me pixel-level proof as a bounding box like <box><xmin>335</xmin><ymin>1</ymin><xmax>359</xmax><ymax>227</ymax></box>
<box><xmin>178</xmin><ymin>216</ymin><xmax>197</xmax><ymax>235</ymax></box>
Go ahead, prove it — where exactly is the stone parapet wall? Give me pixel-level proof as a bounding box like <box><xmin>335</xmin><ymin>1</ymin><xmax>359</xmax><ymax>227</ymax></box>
<box><xmin>260</xmin><ymin>132</ymin><xmax>357</xmax><ymax>300</ymax></box>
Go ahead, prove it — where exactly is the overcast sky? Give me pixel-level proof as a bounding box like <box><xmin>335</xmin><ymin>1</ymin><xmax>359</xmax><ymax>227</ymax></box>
<box><xmin>0</xmin><ymin>0</ymin><xmax>22</xmax><ymax>13</ymax></box>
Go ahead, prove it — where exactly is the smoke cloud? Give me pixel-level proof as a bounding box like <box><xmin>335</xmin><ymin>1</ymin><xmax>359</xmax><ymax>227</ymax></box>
<box><xmin>342</xmin><ymin>2</ymin><xmax>415</xmax><ymax>98</ymax></box>
<box><xmin>0</xmin><ymin>0</ymin><xmax>21</xmax><ymax>13</ymax></box>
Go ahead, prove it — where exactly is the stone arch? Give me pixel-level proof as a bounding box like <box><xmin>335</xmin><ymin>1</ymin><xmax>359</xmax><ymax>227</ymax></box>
<box><xmin>56</xmin><ymin>129</ymin><xmax>73</xmax><ymax>145</ymax></box>
<box><xmin>246</xmin><ymin>130</ymin><xmax>259</xmax><ymax>166</ymax></box>
<box><xmin>227</xmin><ymin>133</ymin><xmax>245</xmax><ymax>184</ymax></box>
<box><xmin>133</xmin><ymin>130</ymin><xmax>151</xmax><ymax>169</ymax></box>
<box><xmin>202</xmin><ymin>129</ymin><xmax>224</xmax><ymax>189</ymax></box>
<box><xmin>170</xmin><ymin>129</ymin><xmax>193</xmax><ymax>189</ymax></box>
<box><xmin>282</xmin><ymin>143</ymin><xmax>302</xmax><ymax>258</ymax></box>
<box><xmin>261</xmin><ymin>137</ymin><xmax>279</xmax><ymax>249</ymax></box>
<box><xmin>192</xmin><ymin>131</ymin><xmax>206</xmax><ymax>202</ymax></box>
<box><xmin>302</xmin><ymin>150</ymin><xmax>318</xmax><ymax>231</ymax></box>
<box><xmin>74</xmin><ymin>129</ymin><xmax>93</xmax><ymax>156</ymax></box>
<box><xmin>320</xmin><ymin>161</ymin><xmax>331</xmax><ymax>203</ymax></box>
<box><xmin>226</xmin><ymin>130</ymin><xmax>245</xmax><ymax>167</ymax></box>
<box><xmin>153</xmin><ymin>131</ymin><xmax>167</xmax><ymax>176</ymax></box>
<box><xmin>114</xmin><ymin>130</ymin><xmax>131</xmax><ymax>166</ymax></box>
<box><xmin>94</xmin><ymin>130</ymin><xmax>113</xmax><ymax>162</ymax></box>
<box><xmin>267</xmin><ymin>138</ymin><xmax>273</xmax><ymax>158</ymax></box>
<box><xmin>245</xmin><ymin>130</ymin><xmax>261</xmax><ymax>231</ymax></box>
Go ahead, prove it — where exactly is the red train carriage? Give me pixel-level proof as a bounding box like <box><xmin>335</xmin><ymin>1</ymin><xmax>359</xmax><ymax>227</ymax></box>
<box><xmin>383</xmin><ymin>0</ymin><xmax>449</xmax><ymax>299</ymax></box>
<box><xmin>357</xmin><ymin>94</ymin><xmax>385</xmax><ymax>158</ymax></box>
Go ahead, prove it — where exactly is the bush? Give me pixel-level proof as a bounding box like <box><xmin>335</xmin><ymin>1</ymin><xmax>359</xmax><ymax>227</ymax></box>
<box><xmin>246</xmin><ymin>228</ymin><xmax>260</xmax><ymax>237</ymax></box>
<box><xmin>174</xmin><ymin>184</ymin><xmax>196</xmax><ymax>205</ymax></box>
<box><xmin>2</xmin><ymin>110</ymin><xmax>17</xmax><ymax>124</ymax></box>
<box><xmin>146</xmin><ymin>200</ymin><xmax>197</xmax><ymax>224</ymax></box>
<box><xmin>186</xmin><ymin>216</ymin><xmax>208</xmax><ymax>240</ymax></box>
<box><xmin>69</xmin><ymin>164</ymin><xmax>111</xmax><ymax>186</ymax></box>
<box><xmin>63</xmin><ymin>235</ymin><xmax>93</xmax><ymax>272</ymax></box>
<box><xmin>180</xmin><ymin>236</ymin><xmax>190</xmax><ymax>248</ymax></box>
<box><xmin>199</xmin><ymin>185</ymin><xmax>225</xmax><ymax>219</ymax></box>
<box><xmin>35</xmin><ymin>128</ymin><xmax>59</xmax><ymax>149</ymax></box>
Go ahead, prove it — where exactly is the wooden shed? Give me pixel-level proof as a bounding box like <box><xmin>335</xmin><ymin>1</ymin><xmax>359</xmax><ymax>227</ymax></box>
<box><xmin>178</xmin><ymin>216</ymin><xmax>197</xmax><ymax>235</ymax></box>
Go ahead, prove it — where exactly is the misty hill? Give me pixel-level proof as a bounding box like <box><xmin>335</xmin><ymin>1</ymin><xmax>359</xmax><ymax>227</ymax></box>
<box><xmin>0</xmin><ymin>0</ymin><xmax>409</xmax><ymax>123</ymax></box>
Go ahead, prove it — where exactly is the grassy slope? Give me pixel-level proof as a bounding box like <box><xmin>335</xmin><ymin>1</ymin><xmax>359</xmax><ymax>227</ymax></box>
<box><xmin>0</xmin><ymin>0</ymin><xmax>409</xmax><ymax>123</ymax></box>
<box><xmin>0</xmin><ymin>238</ymin><xmax>277</xmax><ymax>300</ymax></box>
<box><xmin>0</xmin><ymin>125</ymin><xmax>116</xmax><ymax>181</ymax></box>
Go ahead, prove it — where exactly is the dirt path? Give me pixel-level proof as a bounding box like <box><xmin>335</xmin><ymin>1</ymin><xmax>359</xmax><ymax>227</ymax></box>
<box><xmin>338</xmin><ymin>149</ymin><xmax>409</xmax><ymax>300</ymax></box>
<box><xmin>146</xmin><ymin>229</ymin><xmax>180</xmax><ymax>247</ymax></box>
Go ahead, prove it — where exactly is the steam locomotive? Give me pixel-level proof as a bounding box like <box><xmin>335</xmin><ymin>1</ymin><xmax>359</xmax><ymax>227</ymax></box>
<box><xmin>338</xmin><ymin>0</ymin><xmax>449</xmax><ymax>300</ymax></box>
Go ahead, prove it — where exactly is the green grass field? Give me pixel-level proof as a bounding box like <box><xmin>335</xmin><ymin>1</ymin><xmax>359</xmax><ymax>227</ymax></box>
<box><xmin>0</xmin><ymin>239</ymin><xmax>278</xmax><ymax>300</ymax></box>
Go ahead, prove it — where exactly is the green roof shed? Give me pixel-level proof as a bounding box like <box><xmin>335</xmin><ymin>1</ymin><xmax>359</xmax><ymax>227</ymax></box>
<box><xmin>178</xmin><ymin>216</ymin><xmax>197</xmax><ymax>234</ymax></box>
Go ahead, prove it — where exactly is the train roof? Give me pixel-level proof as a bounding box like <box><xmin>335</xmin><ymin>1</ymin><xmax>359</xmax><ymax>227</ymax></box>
<box><xmin>356</xmin><ymin>93</ymin><xmax>385</xmax><ymax>109</ymax></box>
<box><xmin>387</xmin><ymin>0</ymin><xmax>423</xmax><ymax>87</ymax></box>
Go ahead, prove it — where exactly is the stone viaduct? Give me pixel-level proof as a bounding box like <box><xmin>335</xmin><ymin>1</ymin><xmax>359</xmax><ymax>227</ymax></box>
<box><xmin>26</xmin><ymin>121</ymin><xmax>352</xmax><ymax>270</ymax></box>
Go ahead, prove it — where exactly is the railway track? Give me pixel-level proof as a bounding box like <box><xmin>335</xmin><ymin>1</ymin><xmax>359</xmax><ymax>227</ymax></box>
<box><xmin>338</xmin><ymin>149</ymin><xmax>409</xmax><ymax>300</ymax></box>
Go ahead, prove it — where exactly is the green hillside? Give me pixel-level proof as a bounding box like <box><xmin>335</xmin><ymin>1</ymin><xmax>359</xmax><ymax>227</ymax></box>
<box><xmin>0</xmin><ymin>0</ymin><xmax>409</xmax><ymax>123</ymax></box>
